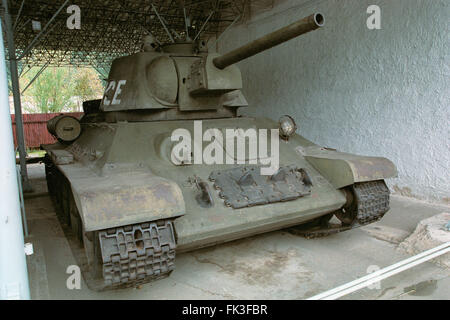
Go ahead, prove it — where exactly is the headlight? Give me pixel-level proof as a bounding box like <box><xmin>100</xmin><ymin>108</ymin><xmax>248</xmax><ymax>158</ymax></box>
<box><xmin>278</xmin><ymin>115</ymin><xmax>297</xmax><ymax>140</ymax></box>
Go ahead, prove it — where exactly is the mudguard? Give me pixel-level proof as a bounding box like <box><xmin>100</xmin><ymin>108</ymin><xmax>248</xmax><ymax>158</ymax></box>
<box><xmin>297</xmin><ymin>146</ymin><xmax>397</xmax><ymax>189</ymax></box>
<box><xmin>66</xmin><ymin>169</ymin><xmax>185</xmax><ymax>232</ymax></box>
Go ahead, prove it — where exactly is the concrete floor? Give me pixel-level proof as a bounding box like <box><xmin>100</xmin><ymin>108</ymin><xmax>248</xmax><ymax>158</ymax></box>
<box><xmin>24</xmin><ymin>164</ymin><xmax>449</xmax><ymax>300</ymax></box>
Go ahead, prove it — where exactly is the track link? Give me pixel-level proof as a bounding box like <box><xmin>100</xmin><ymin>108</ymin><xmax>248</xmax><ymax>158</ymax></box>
<box><xmin>99</xmin><ymin>220</ymin><xmax>177</xmax><ymax>289</ymax></box>
<box><xmin>290</xmin><ymin>180</ymin><xmax>390</xmax><ymax>239</ymax></box>
<box><xmin>353</xmin><ymin>180</ymin><xmax>390</xmax><ymax>224</ymax></box>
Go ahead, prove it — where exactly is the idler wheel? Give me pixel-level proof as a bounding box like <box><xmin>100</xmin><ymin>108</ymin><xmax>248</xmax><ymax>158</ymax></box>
<box><xmin>335</xmin><ymin>187</ymin><xmax>357</xmax><ymax>225</ymax></box>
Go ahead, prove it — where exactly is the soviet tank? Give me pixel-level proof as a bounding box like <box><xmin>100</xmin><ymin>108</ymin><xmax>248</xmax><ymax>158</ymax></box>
<box><xmin>42</xmin><ymin>13</ymin><xmax>397</xmax><ymax>291</ymax></box>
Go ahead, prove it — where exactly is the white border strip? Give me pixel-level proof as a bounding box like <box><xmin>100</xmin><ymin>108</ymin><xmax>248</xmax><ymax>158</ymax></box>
<box><xmin>307</xmin><ymin>242</ymin><xmax>450</xmax><ymax>300</ymax></box>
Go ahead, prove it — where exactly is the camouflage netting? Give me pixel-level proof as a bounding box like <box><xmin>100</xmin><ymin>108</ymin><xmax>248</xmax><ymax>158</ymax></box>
<box><xmin>4</xmin><ymin>0</ymin><xmax>275</xmax><ymax>69</ymax></box>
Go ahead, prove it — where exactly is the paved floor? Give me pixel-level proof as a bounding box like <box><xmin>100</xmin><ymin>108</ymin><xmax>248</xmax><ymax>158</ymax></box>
<box><xmin>24</xmin><ymin>164</ymin><xmax>449</xmax><ymax>300</ymax></box>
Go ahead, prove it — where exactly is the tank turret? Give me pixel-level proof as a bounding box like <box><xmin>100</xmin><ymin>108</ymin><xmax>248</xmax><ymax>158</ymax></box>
<box><xmin>98</xmin><ymin>13</ymin><xmax>324</xmax><ymax>122</ymax></box>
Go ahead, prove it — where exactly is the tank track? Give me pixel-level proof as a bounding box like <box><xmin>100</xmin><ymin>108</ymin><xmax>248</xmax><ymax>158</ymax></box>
<box><xmin>290</xmin><ymin>180</ymin><xmax>390</xmax><ymax>239</ymax></box>
<box><xmin>353</xmin><ymin>180</ymin><xmax>390</xmax><ymax>224</ymax></box>
<box><xmin>99</xmin><ymin>220</ymin><xmax>176</xmax><ymax>288</ymax></box>
<box><xmin>44</xmin><ymin>155</ymin><xmax>177</xmax><ymax>290</ymax></box>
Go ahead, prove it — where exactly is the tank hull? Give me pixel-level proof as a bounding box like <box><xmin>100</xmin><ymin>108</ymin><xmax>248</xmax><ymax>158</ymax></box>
<box><xmin>42</xmin><ymin>116</ymin><xmax>396</xmax><ymax>289</ymax></box>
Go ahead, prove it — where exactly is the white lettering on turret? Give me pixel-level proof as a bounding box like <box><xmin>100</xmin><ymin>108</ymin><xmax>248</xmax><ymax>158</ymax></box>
<box><xmin>103</xmin><ymin>80</ymin><xmax>127</xmax><ymax>106</ymax></box>
<box><xmin>112</xmin><ymin>80</ymin><xmax>127</xmax><ymax>105</ymax></box>
<box><xmin>102</xmin><ymin>81</ymin><xmax>116</xmax><ymax>106</ymax></box>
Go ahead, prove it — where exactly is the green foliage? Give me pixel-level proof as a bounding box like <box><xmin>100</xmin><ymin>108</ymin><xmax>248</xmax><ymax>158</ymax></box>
<box><xmin>20</xmin><ymin>67</ymin><xmax>104</xmax><ymax>113</ymax></box>
<box><xmin>25</xmin><ymin>68</ymin><xmax>75</xmax><ymax>113</ymax></box>
<box><xmin>73</xmin><ymin>68</ymin><xmax>104</xmax><ymax>102</ymax></box>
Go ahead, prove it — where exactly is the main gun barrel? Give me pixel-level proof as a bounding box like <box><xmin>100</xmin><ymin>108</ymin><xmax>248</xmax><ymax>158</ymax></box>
<box><xmin>213</xmin><ymin>13</ymin><xmax>324</xmax><ymax>70</ymax></box>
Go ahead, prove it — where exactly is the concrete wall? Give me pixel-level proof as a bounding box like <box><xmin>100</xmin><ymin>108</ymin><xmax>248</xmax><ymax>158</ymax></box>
<box><xmin>219</xmin><ymin>0</ymin><xmax>449</xmax><ymax>203</ymax></box>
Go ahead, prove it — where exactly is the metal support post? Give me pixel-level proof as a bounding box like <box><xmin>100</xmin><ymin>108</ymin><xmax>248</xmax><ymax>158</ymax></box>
<box><xmin>2</xmin><ymin>0</ymin><xmax>32</xmax><ymax>191</ymax></box>
<box><xmin>0</xmin><ymin>16</ymin><xmax>30</xmax><ymax>300</ymax></box>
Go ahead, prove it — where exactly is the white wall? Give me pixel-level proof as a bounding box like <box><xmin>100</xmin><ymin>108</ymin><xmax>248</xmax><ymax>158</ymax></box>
<box><xmin>219</xmin><ymin>0</ymin><xmax>450</xmax><ymax>203</ymax></box>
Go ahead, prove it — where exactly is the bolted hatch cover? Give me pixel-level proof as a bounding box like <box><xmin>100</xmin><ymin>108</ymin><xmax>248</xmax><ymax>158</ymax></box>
<box><xmin>209</xmin><ymin>165</ymin><xmax>312</xmax><ymax>209</ymax></box>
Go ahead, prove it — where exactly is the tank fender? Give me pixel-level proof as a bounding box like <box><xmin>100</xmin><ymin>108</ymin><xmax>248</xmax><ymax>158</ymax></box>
<box><xmin>69</xmin><ymin>172</ymin><xmax>185</xmax><ymax>232</ymax></box>
<box><xmin>297</xmin><ymin>146</ymin><xmax>397</xmax><ymax>189</ymax></box>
